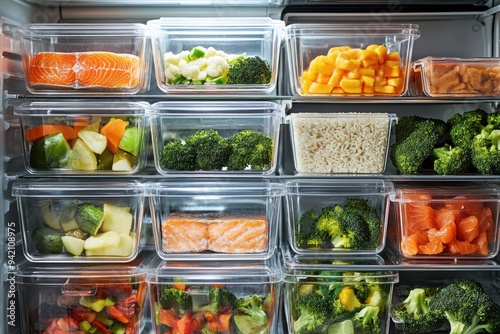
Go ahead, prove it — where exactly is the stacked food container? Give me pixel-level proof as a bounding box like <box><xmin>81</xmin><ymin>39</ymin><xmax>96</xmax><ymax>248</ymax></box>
<box><xmin>7</xmin><ymin>3</ymin><xmax>500</xmax><ymax>334</ymax></box>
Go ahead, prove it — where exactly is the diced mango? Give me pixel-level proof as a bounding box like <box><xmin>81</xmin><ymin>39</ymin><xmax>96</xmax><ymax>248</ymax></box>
<box><xmin>360</xmin><ymin>49</ymin><xmax>378</xmax><ymax>60</ymax></box>
<box><xmin>327</xmin><ymin>68</ymin><xmax>344</xmax><ymax>87</ymax></box>
<box><xmin>386</xmin><ymin>51</ymin><xmax>401</xmax><ymax>60</ymax></box>
<box><xmin>385</xmin><ymin>60</ymin><xmax>401</xmax><ymax>68</ymax></box>
<box><xmin>329</xmin><ymin>46</ymin><xmax>351</xmax><ymax>53</ymax></box>
<box><xmin>374</xmin><ymin>45</ymin><xmax>388</xmax><ymax>63</ymax></box>
<box><xmin>301</xmin><ymin>78</ymin><xmax>313</xmax><ymax>92</ymax></box>
<box><xmin>361</xmin><ymin>74</ymin><xmax>375</xmax><ymax>87</ymax></box>
<box><xmin>343</xmin><ymin>48</ymin><xmax>362</xmax><ymax>60</ymax></box>
<box><xmin>302</xmin><ymin>70</ymin><xmax>318</xmax><ymax>82</ymax></box>
<box><xmin>332</xmin><ymin>87</ymin><xmax>346</xmax><ymax>94</ymax></box>
<box><xmin>384</xmin><ymin>66</ymin><xmax>401</xmax><ymax>78</ymax></box>
<box><xmin>316</xmin><ymin>72</ymin><xmax>331</xmax><ymax>84</ymax></box>
<box><xmin>308</xmin><ymin>81</ymin><xmax>333</xmax><ymax>94</ymax></box>
<box><xmin>347</xmin><ymin>70</ymin><xmax>361</xmax><ymax>79</ymax></box>
<box><xmin>358</xmin><ymin>68</ymin><xmax>376</xmax><ymax>77</ymax></box>
<box><xmin>363</xmin><ymin>85</ymin><xmax>375</xmax><ymax>94</ymax></box>
<box><xmin>366</xmin><ymin>44</ymin><xmax>379</xmax><ymax>51</ymax></box>
<box><xmin>362</xmin><ymin>58</ymin><xmax>379</xmax><ymax>68</ymax></box>
<box><xmin>340</xmin><ymin>78</ymin><xmax>362</xmax><ymax>93</ymax></box>
<box><xmin>336</xmin><ymin>57</ymin><xmax>361</xmax><ymax>72</ymax></box>
<box><xmin>387</xmin><ymin>77</ymin><xmax>403</xmax><ymax>88</ymax></box>
<box><xmin>310</xmin><ymin>60</ymin><xmax>335</xmax><ymax>75</ymax></box>
<box><xmin>374</xmin><ymin>85</ymin><xmax>396</xmax><ymax>94</ymax></box>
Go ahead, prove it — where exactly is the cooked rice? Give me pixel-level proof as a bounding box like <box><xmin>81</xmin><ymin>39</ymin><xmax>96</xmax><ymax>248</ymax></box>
<box><xmin>291</xmin><ymin>113</ymin><xmax>390</xmax><ymax>174</ymax></box>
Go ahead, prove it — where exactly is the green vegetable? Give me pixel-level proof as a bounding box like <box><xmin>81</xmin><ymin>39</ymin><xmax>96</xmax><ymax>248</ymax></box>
<box><xmin>32</xmin><ymin>226</ymin><xmax>63</xmax><ymax>254</ymax></box>
<box><xmin>432</xmin><ymin>144</ymin><xmax>471</xmax><ymax>175</ymax></box>
<box><xmin>448</xmin><ymin>108</ymin><xmax>488</xmax><ymax>151</ymax></box>
<box><xmin>205</xmin><ymin>75</ymin><xmax>227</xmax><ymax>85</ymax></box>
<box><xmin>186</xmin><ymin>129</ymin><xmax>231</xmax><ymax>170</ymax></box>
<box><xmin>295</xmin><ymin>210</ymin><xmax>319</xmax><ymax>248</ymax></box>
<box><xmin>234</xmin><ymin>294</ymin><xmax>269</xmax><ymax>334</ymax></box>
<box><xmin>30</xmin><ymin>132</ymin><xmax>71</xmax><ymax>169</ymax></box>
<box><xmin>195</xmin><ymin>286</ymin><xmax>237</xmax><ymax>314</ymax></box>
<box><xmin>317</xmin><ymin>205</ymin><xmax>369</xmax><ymax>249</ymax></box>
<box><xmin>293</xmin><ymin>292</ymin><xmax>332</xmax><ymax>334</ymax></box>
<box><xmin>471</xmin><ymin>125</ymin><xmax>500</xmax><ymax>175</ymax></box>
<box><xmin>67</xmin><ymin>138</ymin><xmax>98</xmax><ymax>170</ymax></box>
<box><xmin>352</xmin><ymin>305</ymin><xmax>381</xmax><ymax>334</ymax></box>
<box><xmin>118</xmin><ymin>126</ymin><xmax>143</xmax><ymax>156</ymax></box>
<box><xmin>79</xmin><ymin>296</ymin><xmax>107</xmax><ymax>312</ymax></box>
<box><xmin>226</xmin><ymin>130</ymin><xmax>273</xmax><ymax>170</ymax></box>
<box><xmin>188</xmin><ymin>46</ymin><xmax>206</xmax><ymax>60</ymax></box>
<box><xmin>160</xmin><ymin>139</ymin><xmax>197</xmax><ymax>171</ymax></box>
<box><xmin>328</xmin><ymin>319</ymin><xmax>354</xmax><ymax>334</ymax></box>
<box><xmin>227</xmin><ymin>56</ymin><xmax>271</xmax><ymax>85</ymax></box>
<box><xmin>160</xmin><ymin>287</ymin><xmax>193</xmax><ymax>316</ymax></box>
<box><xmin>74</xmin><ymin>203</ymin><xmax>104</xmax><ymax>236</ymax></box>
<box><xmin>343</xmin><ymin>198</ymin><xmax>382</xmax><ymax>248</ymax></box>
<box><xmin>97</xmin><ymin>148</ymin><xmax>114</xmax><ymax>170</ymax></box>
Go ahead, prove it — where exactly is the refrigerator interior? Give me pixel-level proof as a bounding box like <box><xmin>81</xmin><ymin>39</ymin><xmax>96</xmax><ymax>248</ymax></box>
<box><xmin>3</xmin><ymin>0</ymin><xmax>500</xmax><ymax>333</ymax></box>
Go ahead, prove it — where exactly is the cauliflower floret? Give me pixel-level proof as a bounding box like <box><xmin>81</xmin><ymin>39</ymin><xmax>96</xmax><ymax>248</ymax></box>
<box><xmin>204</xmin><ymin>47</ymin><xmax>218</xmax><ymax>58</ymax></box>
<box><xmin>205</xmin><ymin>55</ymin><xmax>230</xmax><ymax>78</ymax></box>
<box><xmin>164</xmin><ymin>50</ymin><xmax>189</xmax><ymax>66</ymax></box>
<box><xmin>197</xmin><ymin>70</ymin><xmax>208</xmax><ymax>81</ymax></box>
<box><xmin>181</xmin><ymin>58</ymin><xmax>208</xmax><ymax>80</ymax></box>
<box><xmin>215</xmin><ymin>49</ymin><xmax>229</xmax><ymax>58</ymax></box>
<box><xmin>165</xmin><ymin>63</ymin><xmax>181</xmax><ymax>81</ymax></box>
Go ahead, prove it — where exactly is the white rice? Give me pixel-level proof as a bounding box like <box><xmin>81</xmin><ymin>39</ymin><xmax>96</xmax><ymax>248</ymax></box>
<box><xmin>290</xmin><ymin>113</ymin><xmax>390</xmax><ymax>174</ymax></box>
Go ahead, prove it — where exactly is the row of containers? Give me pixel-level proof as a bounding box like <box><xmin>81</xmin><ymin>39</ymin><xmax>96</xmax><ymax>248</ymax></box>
<box><xmin>15</xmin><ymin>101</ymin><xmax>397</xmax><ymax>176</ymax></box>
<box><xmin>12</xmin><ymin>178</ymin><xmax>500</xmax><ymax>334</ymax></box>
<box><xmin>12</xmin><ymin>18</ymin><xmax>500</xmax><ymax>98</ymax></box>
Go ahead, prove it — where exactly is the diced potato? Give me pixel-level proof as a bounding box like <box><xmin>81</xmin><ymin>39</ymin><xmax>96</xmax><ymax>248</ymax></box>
<box><xmin>85</xmin><ymin>233</ymin><xmax>133</xmax><ymax>257</ymax></box>
<box><xmin>101</xmin><ymin>203</ymin><xmax>133</xmax><ymax>235</ymax></box>
<box><xmin>84</xmin><ymin>231</ymin><xmax>121</xmax><ymax>250</ymax></box>
<box><xmin>61</xmin><ymin>236</ymin><xmax>85</xmax><ymax>256</ymax></box>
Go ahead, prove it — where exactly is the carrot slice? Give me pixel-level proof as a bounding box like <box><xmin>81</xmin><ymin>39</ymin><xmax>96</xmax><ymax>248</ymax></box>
<box><xmin>158</xmin><ymin>309</ymin><xmax>176</xmax><ymax>327</ymax></box>
<box><xmin>456</xmin><ymin>215</ymin><xmax>479</xmax><ymax>243</ymax></box>
<box><xmin>73</xmin><ymin>117</ymin><xmax>89</xmax><ymax>132</ymax></box>
<box><xmin>26</xmin><ymin>124</ymin><xmax>78</xmax><ymax>142</ymax></box>
<box><xmin>100</xmin><ymin>118</ymin><xmax>127</xmax><ymax>154</ymax></box>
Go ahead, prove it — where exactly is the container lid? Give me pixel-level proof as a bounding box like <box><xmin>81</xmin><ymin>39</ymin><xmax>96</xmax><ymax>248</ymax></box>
<box><xmin>389</xmin><ymin>183</ymin><xmax>500</xmax><ymax>203</ymax></box>
<box><xmin>14</xmin><ymin>23</ymin><xmax>147</xmax><ymax>39</ymax></box>
<box><xmin>14</xmin><ymin>101</ymin><xmax>149</xmax><ymax>116</ymax></box>
<box><xmin>12</xmin><ymin>178</ymin><xmax>145</xmax><ymax>197</ymax></box>
<box><xmin>413</xmin><ymin>56</ymin><xmax>500</xmax><ymax>68</ymax></box>
<box><xmin>151</xmin><ymin>101</ymin><xmax>285</xmax><ymax>117</ymax></box>
<box><xmin>286</xmin><ymin>112</ymin><xmax>397</xmax><ymax>123</ymax></box>
<box><xmin>284</xmin><ymin>179</ymin><xmax>394</xmax><ymax>196</ymax></box>
<box><xmin>147</xmin><ymin>17</ymin><xmax>284</xmax><ymax>29</ymax></box>
<box><xmin>285</xmin><ymin>23</ymin><xmax>420</xmax><ymax>38</ymax></box>
<box><xmin>147</xmin><ymin>179</ymin><xmax>284</xmax><ymax>197</ymax></box>
<box><xmin>146</xmin><ymin>260</ymin><xmax>281</xmax><ymax>284</ymax></box>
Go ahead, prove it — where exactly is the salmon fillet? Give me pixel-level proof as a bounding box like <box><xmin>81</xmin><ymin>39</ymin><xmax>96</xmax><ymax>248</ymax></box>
<box><xmin>161</xmin><ymin>212</ymin><xmax>268</xmax><ymax>254</ymax></box>
<box><xmin>27</xmin><ymin>51</ymin><xmax>140</xmax><ymax>89</ymax></box>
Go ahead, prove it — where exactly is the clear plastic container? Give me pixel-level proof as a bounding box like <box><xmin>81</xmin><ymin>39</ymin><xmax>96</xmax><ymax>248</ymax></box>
<box><xmin>284</xmin><ymin>179</ymin><xmax>394</xmax><ymax>255</ymax></box>
<box><xmin>390</xmin><ymin>183</ymin><xmax>500</xmax><ymax>260</ymax></box>
<box><xmin>146</xmin><ymin>256</ymin><xmax>282</xmax><ymax>334</ymax></box>
<box><xmin>286</xmin><ymin>112</ymin><xmax>397</xmax><ymax>175</ymax></box>
<box><xmin>285</xmin><ymin>23</ymin><xmax>420</xmax><ymax>97</ymax></box>
<box><xmin>148</xmin><ymin>180</ymin><xmax>284</xmax><ymax>260</ymax></box>
<box><xmin>12</xmin><ymin>179</ymin><xmax>145</xmax><ymax>263</ymax></box>
<box><xmin>150</xmin><ymin>101</ymin><xmax>284</xmax><ymax>176</ymax></box>
<box><xmin>14</xmin><ymin>23</ymin><xmax>149</xmax><ymax>95</ymax></box>
<box><xmin>282</xmin><ymin>250</ymin><xmax>398</xmax><ymax>334</ymax></box>
<box><xmin>15</xmin><ymin>258</ymin><xmax>148</xmax><ymax>334</ymax></box>
<box><xmin>147</xmin><ymin>17</ymin><xmax>284</xmax><ymax>95</ymax></box>
<box><xmin>14</xmin><ymin>101</ymin><xmax>149</xmax><ymax>175</ymax></box>
<box><xmin>411</xmin><ymin>56</ymin><xmax>500</xmax><ymax>97</ymax></box>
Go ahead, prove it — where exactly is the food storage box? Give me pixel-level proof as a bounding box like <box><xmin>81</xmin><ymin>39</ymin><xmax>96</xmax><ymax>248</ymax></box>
<box><xmin>12</xmin><ymin>179</ymin><xmax>145</xmax><ymax>262</ymax></box>
<box><xmin>411</xmin><ymin>57</ymin><xmax>500</xmax><ymax>97</ymax></box>
<box><xmin>285</xmin><ymin>23</ymin><xmax>420</xmax><ymax>97</ymax></box>
<box><xmin>14</xmin><ymin>23</ymin><xmax>149</xmax><ymax>95</ymax></box>
<box><xmin>287</xmin><ymin>112</ymin><xmax>397</xmax><ymax>174</ymax></box>
<box><xmin>148</xmin><ymin>180</ymin><xmax>284</xmax><ymax>260</ymax></box>
<box><xmin>284</xmin><ymin>179</ymin><xmax>394</xmax><ymax>255</ymax></box>
<box><xmin>150</xmin><ymin>101</ymin><xmax>284</xmax><ymax>176</ymax></box>
<box><xmin>146</xmin><ymin>257</ymin><xmax>282</xmax><ymax>334</ymax></box>
<box><xmin>282</xmin><ymin>250</ymin><xmax>398</xmax><ymax>334</ymax></box>
<box><xmin>14</xmin><ymin>101</ymin><xmax>149</xmax><ymax>175</ymax></box>
<box><xmin>390</xmin><ymin>183</ymin><xmax>500</xmax><ymax>260</ymax></box>
<box><xmin>15</xmin><ymin>259</ymin><xmax>148</xmax><ymax>334</ymax></box>
<box><xmin>147</xmin><ymin>17</ymin><xmax>284</xmax><ymax>95</ymax></box>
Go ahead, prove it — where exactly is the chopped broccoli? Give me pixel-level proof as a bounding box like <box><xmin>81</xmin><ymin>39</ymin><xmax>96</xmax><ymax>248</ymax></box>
<box><xmin>160</xmin><ymin>139</ymin><xmax>197</xmax><ymax>171</ymax></box>
<box><xmin>432</xmin><ymin>144</ymin><xmax>471</xmax><ymax>175</ymax></box>
<box><xmin>296</xmin><ymin>210</ymin><xmax>318</xmax><ymax>247</ymax></box>
<box><xmin>316</xmin><ymin>271</ymin><xmax>344</xmax><ymax>301</ymax></box>
<box><xmin>486</xmin><ymin>110</ymin><xmax>500</xmax><ymax>128</ymax></box>
<box><xmin>227</xmin><ymin>56</ymin><xmax>271</xmax><ymax>85</ymax></box>
<box><xmin>185</xmin><ymin>129</ymin><xmax>231</xmax><ymax>170</ymax></box>
<box><xmin>330</xmin><ymin>210</ymin><xmax>369</xmax><ymax>249</ymax></box>
<box><xmin>394</xmin><ymin>115</ymin><xmax>427</xmax><ymax>144</ymax></box>
<box><xmin>316</xmin><ymin>205</ymin><xmax>344</xmax><ymax>238</ymax></box>
<box><xmin>196</xmin><ymin>286</ymin><xmax>237</xmax><ymax>315</ymax></box>
<box><xmin>471</xmin><ymin>125</ymin><xmax>500</xmax><ymax>175</ymax></box>
<box><xmin>364</xmin><ymin>285</ymin><xmax>387</xmax><ymax>308</ymax></box>
<box><xmin>448</xmin><ymin>108</ymin><xmax>488</xmax><ymax>151</ymax></box>
<box><xmin>429</xmin><ymin>279</ymin><xmax>500</xmax><ymax>334</ymax></box>
<box><xmin>352</xmin><ymin>305</ymin><xmax>382</xmax><ymax>334</ymax></box>
<box><xmin>393</xmin><ymin>287</ymin><xmax>444</xmax><ymax>334</ymax></box>
<box><xmin>160</xmin><ymin>287</ymin><xmax>193</xmax><ymax>316</ymax></box>
<box><xmin>227</xmin><ymin>130</ymin><xmax>273</xmax><ymax>170</ymax></box>
<box><xmin>343</xmin><ymin>198</ymin><xmax>382</xmax><ymax>248</ymax></box>
<box><xmin>234</xmin><ymin>294</ymin><xmax>268</xmax><ymax>334</ymax></box>
<box><xmin>305</xmin><ymin>229</ymin><xmax>332</xmax><ymax>250</ymax></box>
<box><xmin>390</xmin><ymin>120</ymin><xmax>441</xmax><ymax>174</ymax></box>
<box><xmin>293</xmin><ymin>292</ymin><xmax>331</xmax><ymax>334</ymax></box>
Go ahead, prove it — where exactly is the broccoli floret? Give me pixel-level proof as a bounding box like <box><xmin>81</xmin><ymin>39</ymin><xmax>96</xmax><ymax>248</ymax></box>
<box><xmin>364</xmin><ymin>285</ymin><xmax>388</xmax><ymax>308</ymax></box>
<box><xmin>471</xmin><ymin>125</ymin><xmax>500</xmax><ymax>175</ymax></box>
<box><xmin>343</xmin><ymin>199</ymin><xmax>382</xmax><ymax>248</ymax></box>
<box><xmin>352</xmin><ymin>305</ymin><xmax>382</xmax><ymax>334</ymax></box>
<box><xmin>200</xmin><ymin>323</ymin><xmax>218</xmax><ymax>334</ymax></box>
<box><xmin>227</xmin><ymin>56</ymin><xmax>271</xmax><ymax>85</ymax></box>
<box><xmin>315</xmin><ymin>271</ymin><xmax>344</xmax><ymax>301</ymax></box>
<box><xmin>395</xmin><ymin>115</ymin><xmax>427</xmax><ymax>144</ymax></box>
<box><xmin>227</xmin><ymin>130</ymin><xmax>273</xmax><ymax>170</ymax></box>
<box><xmin>486</xmin><ymin>110</ymin><xmax>500</xmax><ymax>128</ymax></box>
<box><xmin>305</xmin><ymin>229</ymin><xmax>332</xmax><ymax>249</ymax></box>
<box><xmin>160</xmin><ymin>139</ymin><xmax>197</xmax><ymax>171</ymax></box>
<box><xmin>234</xmin><ymin>294</ymin><xmax>268</xmax><ymax>334</ymax></box>
<box><xmin>296</xmin><ymin>210</ymin><xmax>319</xmax><ymax>247</ymax></box>
<box><xmin>448</xmin><ymin>108</ymin><xmax>488</xmax><ymax>151</ymax></box>
<box><xmin>393</xmin><ymin>287</ymin><xmax>444</xmax><ymax>334</ymax></box>
<box><xmin>160</xmin><ymin>287</ymin><xmax>193</xmax><ymax>316</ymax></box>
<box><xmin>330</xmin><ymin>210</ymin><xmax>370</xmax><ymax>249</ymax></box>
<box><xmin>429</xmin><ymin>279</ymin><xmax>500</xmax><ymax>334</ymax></box>
<box><xmin>195</xmin><ymin>287</ymin><xmax>237</xmax><ymax>314</ymax></box>
<box><xmin>390</xmin><ymin>120</ymin><xmax>441</xmax><ymax>174</ymax></box>
<box><xmin>316</xmin><ymin>205</ymin><xmax>344</xmax><ymax>238</ymax></box>
<box><xmin>293</xmin><ymin>292</ymin><xmax>331</xmax><ymax>334</ymax></box>
<box><xmin>432</xmin><ymin>144</ymin><xmax>471</xmax><ymax>175</ymax></box>
<box><xmin>185</xmin><ymin>129</ymin><xmax>231</xmax><ymax>170</ymax></box>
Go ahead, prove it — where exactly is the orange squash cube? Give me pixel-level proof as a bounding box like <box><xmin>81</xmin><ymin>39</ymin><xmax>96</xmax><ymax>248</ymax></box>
<box><xmin>361</xmin><ymin>74</ymin><xmax>375</xmax><ymax>87</ymax></box>
<box><xmin>384</xmin><ymin>66</ymin><xmax>401</xmax><ymax>78</ymax></box>
<box><xmin>308</xmin><ymin>81</ymin><xmax>333</xmax><ymax>94</ymax></box>
<box><xmin>316</xmin><ymin>72</ymin><xmax>331</xmax><ymax>85</ymax></box>
<box><xmin>327</xmin><ymin>68</ymin><xmax>344</xmax><ymax>87</ymax></box>
<box><xmin>374</xmin><ymin>84</ymin><xmax>396</xmax><ymax>94</ymax></box>
<box><xmin>340</xmin><ymin>78</ymin><xmax>362</xmax><ymax>93</ymax></box>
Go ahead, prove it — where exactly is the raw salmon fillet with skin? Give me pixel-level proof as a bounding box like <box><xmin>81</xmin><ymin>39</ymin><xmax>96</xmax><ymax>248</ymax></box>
<box><xmin>77</xmin><ymin>52</ymin><xmax>140</xmax><ymax>88</ymax></box>
<box><xmin>28</xmin><ymin>52</ymin><xmax>77</xmax><ymax>86</ymax></box>
<box><xmin>207</xmin><ymin>214</ymin><xmax>268</xmax><ymax>253</ymax></box>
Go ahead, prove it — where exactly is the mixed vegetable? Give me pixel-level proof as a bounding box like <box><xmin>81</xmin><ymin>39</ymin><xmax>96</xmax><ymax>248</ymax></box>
<box><xmin>288</xmin><ymin>271</ymin><xmax>392</xmax><ymax>334</ymax></box>
<box><xmin>159</xmin><ymin>129</ymin><xmax>273</xmax><ymax>172</ymax></box>
<box><xmin>164</xmin><ymin>46</ymin><xmax>271</xmax><ymax>86</ymax></box>
<box><xmin>153</xmin><ymin>282</ymin><xmax>276</xmax><ymax>334</ymax></box>
<box><xmin>27</xmin><ymin>116</ymin><xmax>144</xmax><ymax>172</ymax></box>
<box><xmin>32</xmin><ymin>200</ymin><xmax>136</xmax><ymax>258</ymax></box>
<box><xmin>295</xmin><ymin>198</ymin><xmax>383</xmax><ymax>251</ymax></box>
<box><xmin>393</xmin><ymin>279</ymin><xmax>500</xmax><ymax>334</ymax></box>
<box><xmin>33</xmin><ymin>277</ymin><xmax>145</xmax><ymax>334</ymax></box>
